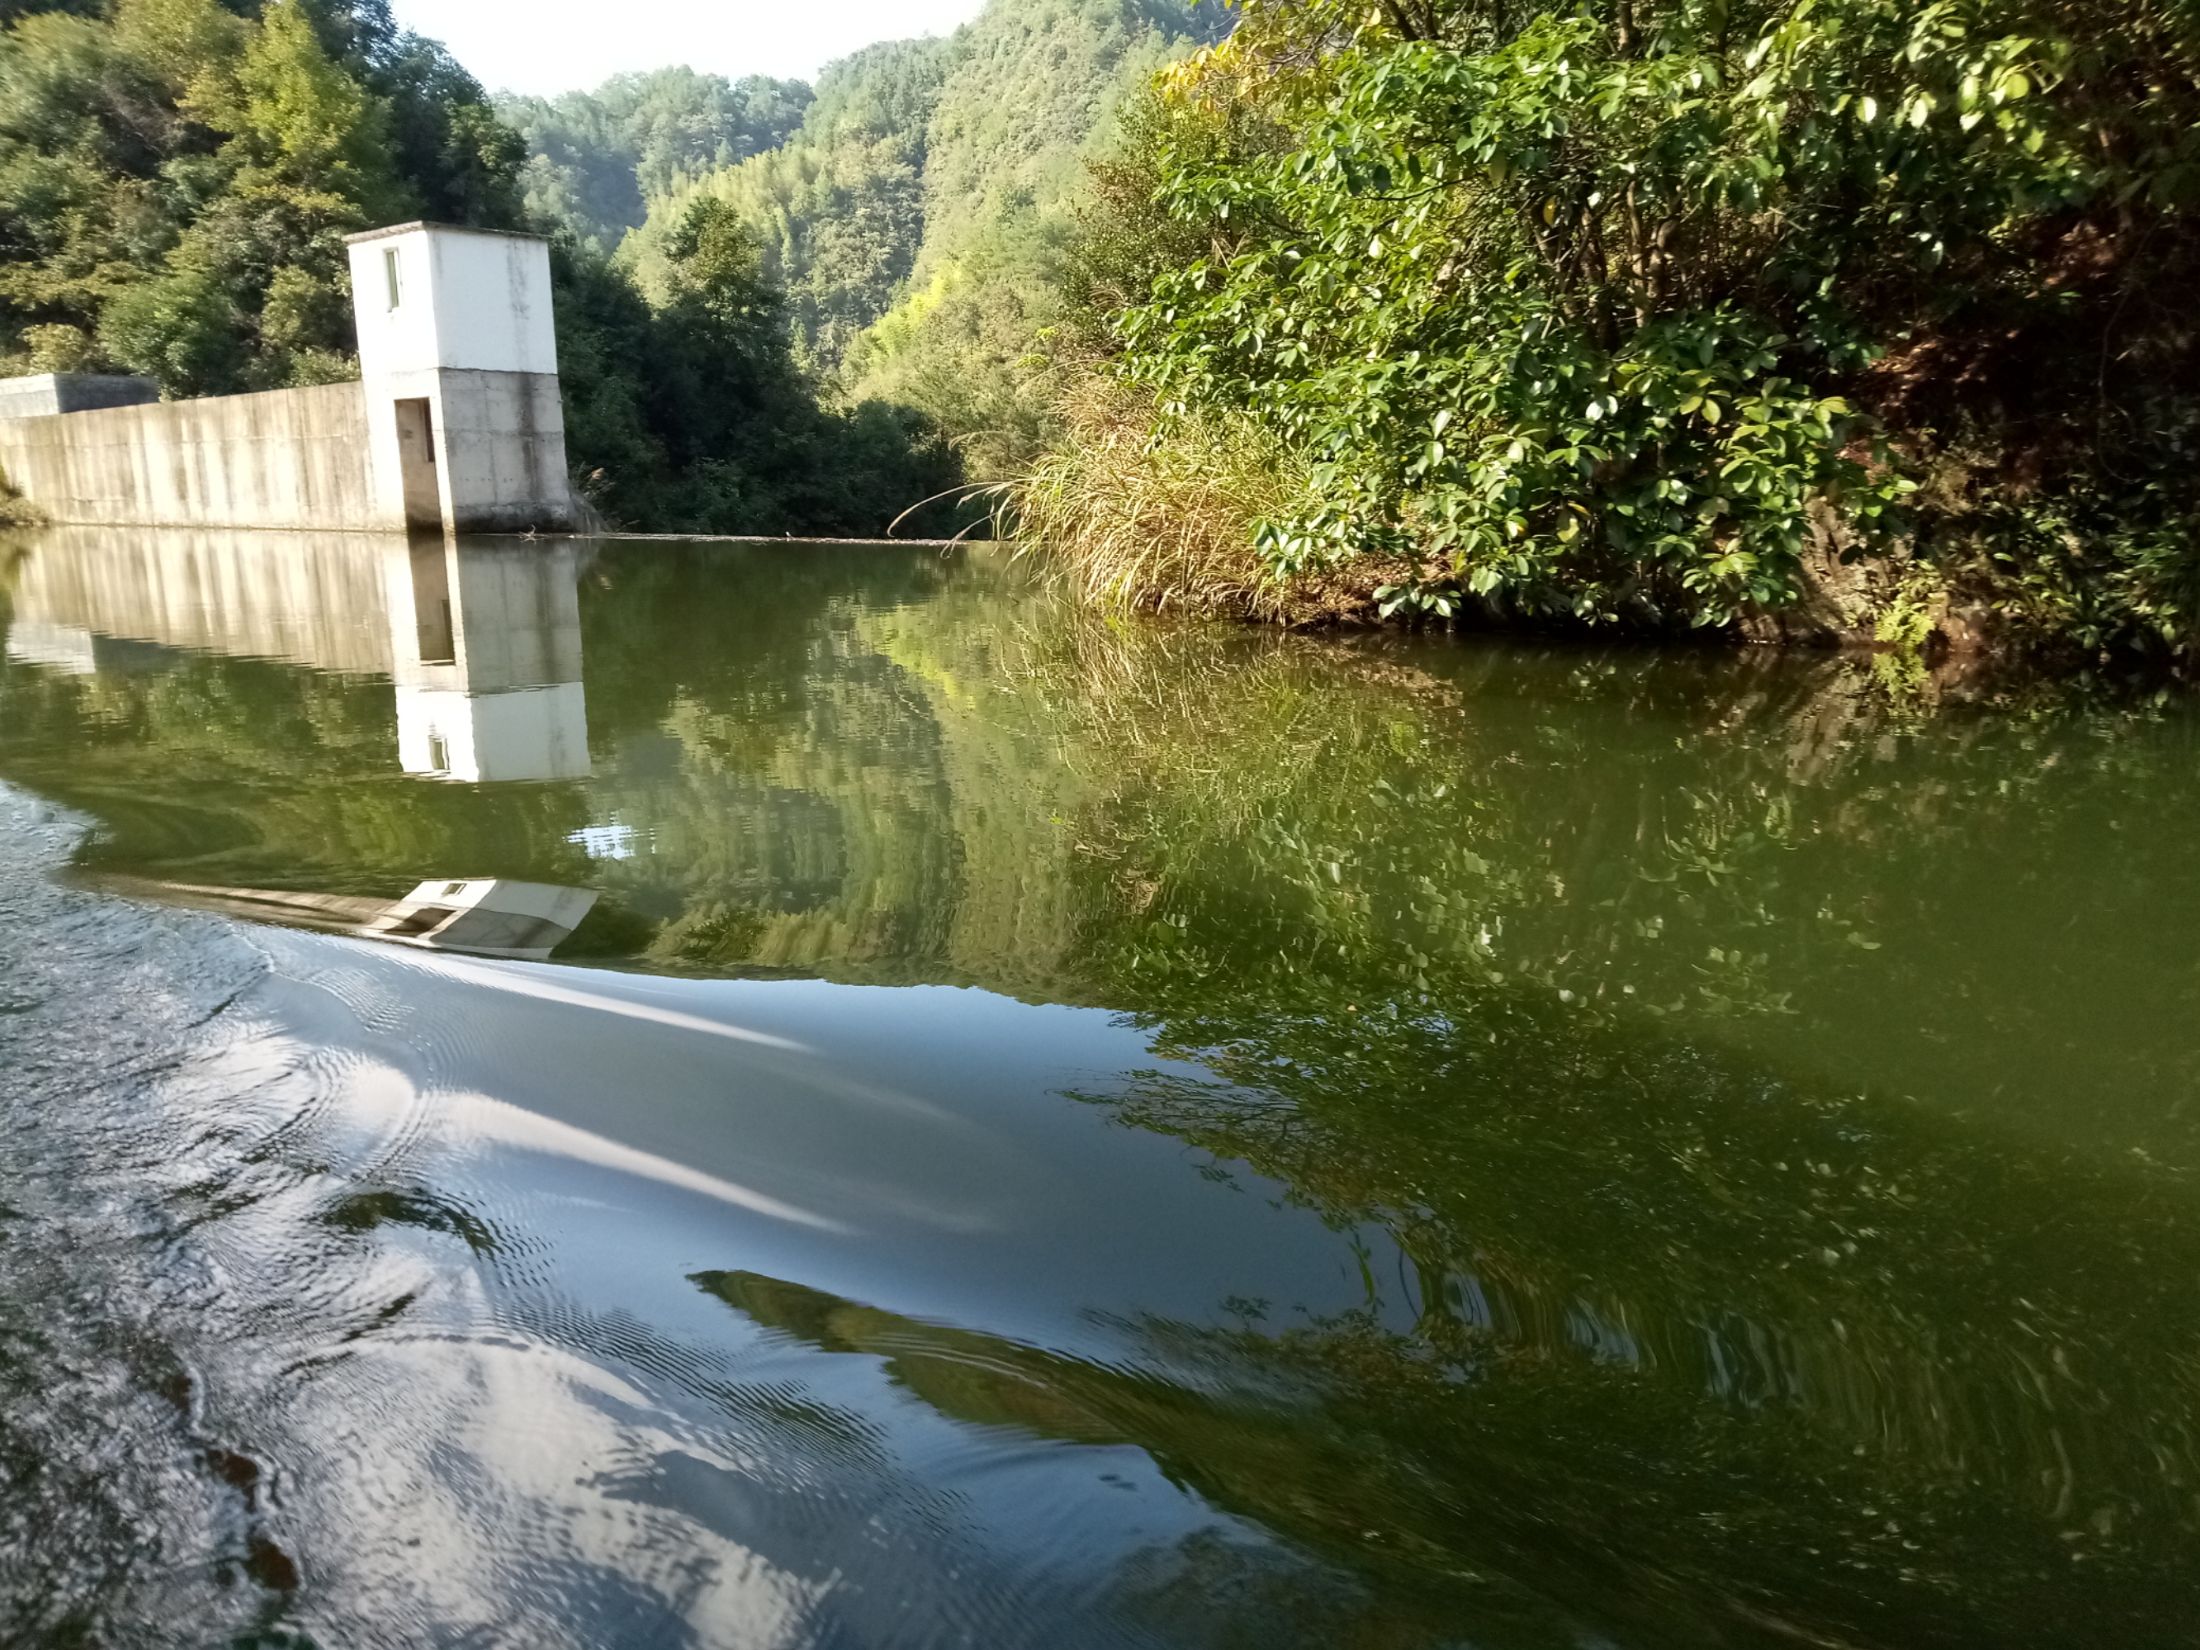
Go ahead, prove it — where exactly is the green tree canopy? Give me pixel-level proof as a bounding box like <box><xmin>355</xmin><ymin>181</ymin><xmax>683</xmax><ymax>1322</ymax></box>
<box><xmin>615</xmin><ymin>0</ymin><xmax>1224</xmax><ymax>478</ymax></box>
<box><xmin>620</xmin><ymin>37</ymin><xmax>960</xmax><ymax>368</ymax></box>
<box><xmin>0</xmin><ymin>0</ymin><xmax>518</xmax><ymax>393</ymax></box>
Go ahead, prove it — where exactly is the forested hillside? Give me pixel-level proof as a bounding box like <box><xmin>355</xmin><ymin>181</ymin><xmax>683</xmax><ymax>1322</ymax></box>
<box><xmin>840</xmin><ymin>0</ymin><xmax>1220</xmax><ymax>475</ymax></box>
<box><xmin>498</xmin><ymin>69</ymin><xmax>812</xmax><ymax>255</ymax></box>
<box><xmin>620</xmin><ymin>39</ymin><xmax>959</xmax><ymax>372</ymax></box>
<box><xmin>0</xmin><ymin>0</ymin><xmax>519</xmax><ymax>393</ymax></box>
<box><xmin>623</xmin><ymin>0</ymin><xmax>1225</xmax><ymax>475</ymax></box>
<box><xmin>0</xmin><ymin>0</ymin><xmax>957</xmax><ymax>535</ymax></box>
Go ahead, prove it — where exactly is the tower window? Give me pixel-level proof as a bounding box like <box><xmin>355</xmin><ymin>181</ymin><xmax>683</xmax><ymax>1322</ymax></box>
<box><xmin>384</xmin><ymin>246</ymin><xmax>402</xmax><ymax>310</ymax></box>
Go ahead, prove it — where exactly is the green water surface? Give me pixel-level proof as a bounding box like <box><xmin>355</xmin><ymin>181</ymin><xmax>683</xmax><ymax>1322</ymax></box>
<box><xmin>3</xmin><ymin>527</ymin><xmax>2199</xmax><ymax>1648</ymax></box>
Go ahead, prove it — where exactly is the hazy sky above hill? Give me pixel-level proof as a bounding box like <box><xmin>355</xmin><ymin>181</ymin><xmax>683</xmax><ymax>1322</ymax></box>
<box><xmin>391</xmin><ymin>0</ymin><xmax>990</xmax><ymax>95</ymax></box>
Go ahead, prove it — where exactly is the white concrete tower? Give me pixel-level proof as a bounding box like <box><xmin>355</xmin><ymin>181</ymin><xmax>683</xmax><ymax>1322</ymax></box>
<box><xmin>345</xmin><ymin>223</ymin><xmax>579</xmax><ymax>535</ymax></box>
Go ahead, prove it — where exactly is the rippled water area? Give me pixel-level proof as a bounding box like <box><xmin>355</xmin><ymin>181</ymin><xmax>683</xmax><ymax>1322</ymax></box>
<box><xmin>3</xmin><ymin>527</ymin><xmax>2198</xmax><ymax>1649</ymax></box>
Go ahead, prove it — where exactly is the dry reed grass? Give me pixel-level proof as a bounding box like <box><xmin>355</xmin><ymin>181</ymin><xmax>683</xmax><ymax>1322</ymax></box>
<box><xmin>1004</xmin><ymin>372</ymin><xmax>1388</xmax><ymax>624</ymax></box>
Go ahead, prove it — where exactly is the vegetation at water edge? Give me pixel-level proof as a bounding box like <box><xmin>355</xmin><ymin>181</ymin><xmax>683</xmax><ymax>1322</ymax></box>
<box><xmin>1019</xmin><ymin>0</ymin><xmax>2200</xmax><ymax>662</ymax></box>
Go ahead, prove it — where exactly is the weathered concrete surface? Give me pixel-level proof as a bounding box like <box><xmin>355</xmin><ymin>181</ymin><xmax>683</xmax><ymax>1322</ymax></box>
<box><xmin>348</xmin><ymin>224</ymin><xmax>578</xmax><ymax>534</ymax></box>
<box><xmin>0</xmin><ymin>373</ymin><xmax>159</xmax><ymax>420</ymax></box>
<box><xmin>0</xmin><ymin>381</ymin><xmax>393</xmax><ymax>531</ymax></box>
<box><xmin>443</xmin><ymin>368</ymin><xmax>573</xmax><ymax>536</ymax></box>
<box><xmin>347</xmin><ymin>222</ymin><xmax>560</xmax><ymax>379</ymax></box>
<box><xmin>370</xmin><ymin>366</ymin><xmax>576</xmax><ymax>534</ymax></box>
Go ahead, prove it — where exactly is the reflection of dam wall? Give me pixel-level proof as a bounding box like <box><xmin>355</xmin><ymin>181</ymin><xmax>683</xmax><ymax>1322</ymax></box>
<box><xmin>4</xmin><ymin>526</ymin><xmax>397</xmax><ymax>674</ymax></box>
<box><xmin>4</xmin><ymin>526</ymin><xmax>592</xmax><ymax>783</ymax></box>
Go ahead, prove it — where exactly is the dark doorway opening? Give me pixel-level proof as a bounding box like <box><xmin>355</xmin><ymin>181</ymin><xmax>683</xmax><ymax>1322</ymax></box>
<box><xmin>393</xmin><ymin>397</ymin><xmax>441</xmax><ymax>531</ymax></box>
<box><xmin>407</xmin><ymin>537</ymin><xmax>456</xmax><ymax>666</ymax></box>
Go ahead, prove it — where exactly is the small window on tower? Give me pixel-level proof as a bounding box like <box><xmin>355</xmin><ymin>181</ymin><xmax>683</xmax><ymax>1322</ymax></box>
<box><xmin>384</xmin><ymin>246</ymin><xmax>402</xmax><ymax>310</ymax></box>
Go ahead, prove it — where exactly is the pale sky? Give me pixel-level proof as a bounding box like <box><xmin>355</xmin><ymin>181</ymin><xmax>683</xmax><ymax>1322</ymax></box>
<box><xmin>391</xmin><ymin>0</ymin><xmax>990</xmax><ymax>96</ymax></box>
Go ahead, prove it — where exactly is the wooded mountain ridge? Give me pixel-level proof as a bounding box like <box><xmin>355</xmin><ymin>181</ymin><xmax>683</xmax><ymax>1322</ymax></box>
<box><xmin>509</xmin><ymin>0</ymin><xmax>1224</xmax><ymax>473</ymax></box>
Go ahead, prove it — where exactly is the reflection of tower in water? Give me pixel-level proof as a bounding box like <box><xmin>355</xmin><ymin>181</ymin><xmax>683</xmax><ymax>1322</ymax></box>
<box><xmin>0</xmin><ymin>526</ymin><xmax>602</xmax><ymax>957</ymax></box>
<box><xmin>2</xmin><ymin>526</ymin><xmax>595</xmax><ymax>785</ymax></box>
<box><xmin>388</xmin><ymin>536</ymin><xmax>592</xmax><ymax>784</ymax></box>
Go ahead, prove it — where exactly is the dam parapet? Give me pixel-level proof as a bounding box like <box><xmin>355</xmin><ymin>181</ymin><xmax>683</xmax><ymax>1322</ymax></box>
<box><xmin>0</xmin><ymin>374</ymin><xmax>157</xmax><ymax>419</ymax></box>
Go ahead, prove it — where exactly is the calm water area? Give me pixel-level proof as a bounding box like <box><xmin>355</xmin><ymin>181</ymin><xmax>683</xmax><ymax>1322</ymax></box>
<box><xmin>1</xmin><ymin>527</ymin><xmax>2197</xmax><ymax>1649</ymax></box>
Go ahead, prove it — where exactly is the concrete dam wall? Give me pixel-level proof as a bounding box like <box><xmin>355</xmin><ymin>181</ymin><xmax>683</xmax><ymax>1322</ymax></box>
<box><xmin>0</xmin><ymin>381</ymin><xmax>383</xmax><ymax>533</ymax></box>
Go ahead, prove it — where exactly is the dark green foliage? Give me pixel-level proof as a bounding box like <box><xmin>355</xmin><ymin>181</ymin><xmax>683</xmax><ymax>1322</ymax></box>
<box><xmin>1039</xmin><ymin>0</ymin><xmax>2200</xmax><ymax>655</ymax></box>
<box><xmin>622</xmin><ymin>38</ymin><xmax>959</xmax><ymax>369</ymax></box>
<box><xmin>616</xmin><ymin>0</ymin><xmax>1224</xmax><ymax>477</ymax></box>
<box><xmin>553</xmin><ymin>204</ymin><xmax>963</xmax><ymax>536</ymax></box>
<box><xmin>97</xmin><ymin>266</ymin><xmax>247</xmax><ymax>392</ymax></box>
<box><xmin>297</xmin><ymin>0</ymin><xmax>524</xmax><ymax>225</ymax></box>
<box><xmin>0</xmin><ymin>0</ymin><xmax>518</xmax><ymax>394</ymax></box>
<box><xmin>839</xmin><ymin>0</ymin><xmax>1225</xmax><ymax>476</ymax></box>
<box><xmin>369</xmin><ymin>38</ymin><xmax>528</xmax><ymax>227</ymax></box>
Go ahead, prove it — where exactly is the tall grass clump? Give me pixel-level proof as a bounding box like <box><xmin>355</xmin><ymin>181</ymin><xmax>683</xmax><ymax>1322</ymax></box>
<box><xmin>1011</xmin><ymin>370</ymin><xmax>1371</xmax><ymax>621</ymax></box>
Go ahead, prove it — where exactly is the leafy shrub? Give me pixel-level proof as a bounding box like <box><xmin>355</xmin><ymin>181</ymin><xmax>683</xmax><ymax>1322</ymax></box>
<box><xmin>551</xmin><ymin>206</ymin><xmax>967</xmax><ymax>537</ymax></box>
<box><xmin>1031</xmin><ymin>0</ymin><xmax>2200</xmax><ymax>648</ymax></box>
